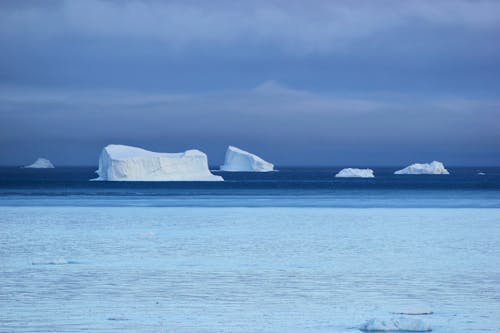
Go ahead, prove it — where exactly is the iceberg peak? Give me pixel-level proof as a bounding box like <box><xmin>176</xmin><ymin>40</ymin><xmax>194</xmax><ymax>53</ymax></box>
<box><xmin>335</xmin><ymin>168</ymin><xmax>374</xmax><ymax>178</ymax></box>
<box><xmin>23</xmin><ymin>158</ymin><xmax>55</xmax><ymax>169</ymax></box>
<box><xmin>93</xmin><ymin>144</ymin><xmax>223</xmax><ymax>181</ymax></box>
<box><xmin>395</xmin><ymin>161</ymin><xmax>449</xmax><ymax>175</ymax></box>
<box><xmin>220</xmin><ymin>146</ymin><xmax>274</xmax><ymax>172</ymax></box>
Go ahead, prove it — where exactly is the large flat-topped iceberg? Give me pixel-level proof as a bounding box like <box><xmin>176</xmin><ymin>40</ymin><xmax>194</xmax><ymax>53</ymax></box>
<box><xmin>360</xmin><ymin>317</ymin><xmax>431</xmax><ymax>332</ymax></box>
<box><xmin>94</xmin><ymin>145</ymin><xmax>223</xmax><ymax>181</ymax></box>
<box><xmin>220</xmin><ymin>146</ymin><xmax>274</xmax><ymax>172</ymax></box>
<box><xmin>23</xmin><ymin>158</ymin><xmax>54</xmax><ymax>169</ymax></box>
<box><xmin>395</xmin><ymin>161</ymin><xmax>449</xmax><ymax>175</ymax></box>
<box><xmin>335</xmin><ymin>168</ymin><xmax>374</xmax><ymax>178</ymax></box>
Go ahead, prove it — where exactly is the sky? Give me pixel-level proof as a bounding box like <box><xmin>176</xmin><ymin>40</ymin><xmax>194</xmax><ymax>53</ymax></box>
<box><xmin>0</xmin><ymin>0</ymin><xmax>499</xmax><ymax>166</ymax></box>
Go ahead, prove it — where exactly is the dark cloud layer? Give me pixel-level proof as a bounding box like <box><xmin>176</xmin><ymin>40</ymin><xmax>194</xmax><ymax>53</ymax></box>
<box><xmin>0</xmin><ymin>0</ymin><xmax>499</xmax><ymax>166</ymax></box>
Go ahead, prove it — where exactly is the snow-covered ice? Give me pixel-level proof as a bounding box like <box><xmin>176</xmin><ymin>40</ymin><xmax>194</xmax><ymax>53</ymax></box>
<box><xmin>93</xmin><ymin>144</ymin><xmax>223</xmax><ymax>181</ymax></box>
<box><xmin>394</xmin><ymin>161</ymin><xmax>449</xmax><ymax>175</ymax></box>
<box><xmin>335</xmin><ymin>168</ymin><xmax>374</xmax><ymax>178</ymax></box>
<box><xmin>220</xmin><ymin>146</ymin><xmax>274</xmax><ymax>172</ymax></box>
<box><xmin>23</xmin><ymin>158</ymin><xmax>54</xmax><ymax>169</ymax></box>
<box><xmin>360</xmin><ymin>317</ymin><xmax>432</xmax><ymax>331</ymax></box>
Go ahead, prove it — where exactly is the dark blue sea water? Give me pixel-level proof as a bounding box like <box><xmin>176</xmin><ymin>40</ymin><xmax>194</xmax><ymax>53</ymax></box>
<box><xmin>1</xmin><ymin>167</ymin><xmax>499</xmax><ymax>207</ymax></box>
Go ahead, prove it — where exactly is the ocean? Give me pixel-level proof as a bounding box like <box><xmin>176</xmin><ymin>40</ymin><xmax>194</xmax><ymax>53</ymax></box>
<box><xmin>1</xmin><ymin>167</ymin><xmax>499</xmax><ymax>207</ymax></box>
<box><xmin>1</xmin><ymin>167</ymin><xmax>499</xmax><ymax>332</ymax></box>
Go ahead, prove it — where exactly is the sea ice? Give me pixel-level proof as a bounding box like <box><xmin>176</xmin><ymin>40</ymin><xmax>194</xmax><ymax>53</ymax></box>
<box><xmin>335</xmin><ymin>168</ymin><xmax>374</xmax><ymax>178</ymax></box>
<box><xmin>23</xmin><ymin>158</ymin><xmax>54</xmax><ymax>169</ymax></box>
<box><xmin>360</xmin><ymin>317</ymin><xmax>432</xmax><ymax>331</ymax></box>
<box><xmin>93</xmin><ymin>144</ymin><xmax>223</xmax><ymax>181</ymax></box>
<box><xmin>394</xmin><ymin>161</ymin><xmax>449</xmax><ymax>175</ymax></box>
<box><xmin>220</xmin><ymin>146</ymin><xmax>274</xmax><ymax>172</ymax></box>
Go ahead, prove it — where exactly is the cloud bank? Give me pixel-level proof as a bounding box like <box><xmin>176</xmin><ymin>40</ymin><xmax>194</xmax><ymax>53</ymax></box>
<box><xmin>0</xmin><ymin>1</ymin><xmax>499</xmax><ymax>165</ymax></box>
<box><xmin>1</xmin><ymin>82</ymin><xmax>499</xmax><ymax>166</ymax></box>
<box><xmin>2</xmin><ymin>0</ymin><xmax>500</xmax><ymax>54</ymax></box>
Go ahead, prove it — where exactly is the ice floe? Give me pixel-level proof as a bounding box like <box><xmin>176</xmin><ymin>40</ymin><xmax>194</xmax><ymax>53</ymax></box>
<box><xmin>392</xmin><ymin>310</ymin><xmax>433</xmax><ymax>315</ymax></box>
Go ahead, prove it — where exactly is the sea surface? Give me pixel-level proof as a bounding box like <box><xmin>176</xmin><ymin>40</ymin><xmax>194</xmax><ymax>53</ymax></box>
<box><xmin>1</xmin><ymin>166</ymin><xmax>499</xmax><ymax>207</ymax></box>
<box><xmin>1</xmin><ymin>167</ymin><xmax>499</xmax><ymax>333</ymax></box>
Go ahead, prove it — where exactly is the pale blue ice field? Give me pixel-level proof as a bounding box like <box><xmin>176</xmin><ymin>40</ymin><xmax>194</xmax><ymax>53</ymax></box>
<box><xmin>1</xmin><ymin>207</ymin><xmax>499</xmax><ymax>333</ymax></box>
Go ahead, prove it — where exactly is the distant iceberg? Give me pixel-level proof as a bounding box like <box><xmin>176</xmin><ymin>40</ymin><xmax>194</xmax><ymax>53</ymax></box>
<box><xmin>394</xmin><ymin>161</ymin><xmax>449</xmax><ymax>175</ymax></box>
<box><xmin>360</xmin><ymin>317</ymin><xmax>431</xmax><ymax>332</ymax></box>
<box><xmin>335</xmin><ymin>168</ymin><xmax>374</xmax><ymax>178</ymax></box>
<box><xmin>477</xmin><ymin>172</ymin><xmax>486</xmax><ymax>176</ymax></box>
<box><xmin>23</xmin><ymin>158</ymin><xmax>54</xmax><ymax>169</ymax></box>
<box><xmin>93</xmin><ymin>144</ymin><xmax>223</xmax><ymax>181</ymax></box>
<box><xmin>220</xmin><ymin>146</ymin><xmax>274</xmax><ymax>172</ymax></box>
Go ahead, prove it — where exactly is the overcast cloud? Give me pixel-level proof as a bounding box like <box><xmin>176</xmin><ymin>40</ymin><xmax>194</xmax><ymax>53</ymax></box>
<box><xmin>0</xmin><ymin>0</ymin><xmax>499</xmax><ymax>165</ymax></box>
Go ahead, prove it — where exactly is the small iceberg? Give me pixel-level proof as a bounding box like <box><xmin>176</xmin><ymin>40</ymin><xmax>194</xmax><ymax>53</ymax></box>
<box><xmin>93</xmin><ymin>144</ymin><xmax>223</xmax><ymax>181</ymax></box>
<box><xmin>477</xmin><ymin>172</ymin><xmax>486</xmax><ymax>176</ymax></box>
<box><xmin>360</xmin><ymin>317</ymin><xmax>431</xmax><ymax>331</ymax></box>
<box><xmin>23</xmin><ymin>158</ymin><xmax>54</xmax><ymax>169</ymax></box>
<box><xmin>220</xmin><ymin>146</ymin><xmax>274</xmax><ymax>172</ymax></box>
<box><xmin>394</xmin><ymin>161</ymin><xmax>449</xmax><ymax>175</ymax></box>
<box><xmin>335</xmin><ymin>168</ymin><xmax>374</xmax><ymax>178</ymax></box>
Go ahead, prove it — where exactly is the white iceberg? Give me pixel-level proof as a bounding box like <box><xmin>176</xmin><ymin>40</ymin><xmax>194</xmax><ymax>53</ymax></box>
<box><xmin>220</xmin><ymin>146</ymin><xmax>274</xmax><ymax>172</ymax></box>
<box><xmin>93</xmin><ymin>144</ymin><xmax>223</xmax><ymax>181</ymax></box>
<box><xmin>477</xmin><ymin>172</ymin><xmax>486</xmax><ymax>176</ymax></box>
<box><xmin>23</xmin><ymin>158</ymin><xmax>55</xmax><ymax>169</ymax></box>
<box><xmin>394</xmin><ymin>161</ymin><xmax>449</xmax><ymax>175</ymax></box>
<box><xmin>360</xmin><ymin>317</ymin><xmax>431</xmax><ymax>332</ymax></box>
<box><xmin>335</xmin><ymin>168</ymin><xmax>374</xmax><ymax>178</ymax></box>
